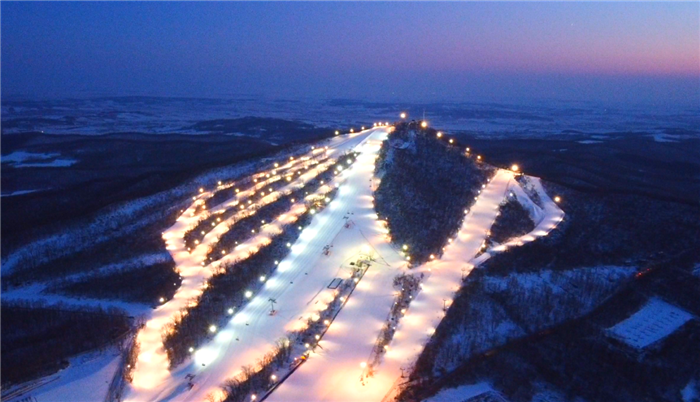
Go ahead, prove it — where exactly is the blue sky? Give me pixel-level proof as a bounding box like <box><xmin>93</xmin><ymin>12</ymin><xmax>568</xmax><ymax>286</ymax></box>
<box><xmin>2</xmin><ymin>2</ymin><xmax>698</xmax><ymax>106</ymax></box>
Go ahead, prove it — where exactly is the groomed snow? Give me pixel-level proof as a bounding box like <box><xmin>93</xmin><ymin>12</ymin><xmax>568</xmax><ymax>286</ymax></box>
<box><xmin>607</xmin><ymin>298</ymin><xmax>693</xmax><ymax>349</ymax></box>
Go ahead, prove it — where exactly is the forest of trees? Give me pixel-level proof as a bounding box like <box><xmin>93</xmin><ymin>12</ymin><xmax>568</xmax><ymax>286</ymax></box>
<box><xmin>1</xmin><ymin>301</ymin><xmax>132</xmax><ymax>385</ymax></box>
<box><xmin>374</xmin><ymin>122</ymin><xmax>491</xmax><ymax>264</ymax></box>
<box><xmin>485</xmin><ymin>198</ymin><xmax>535</xmax><ymax>247</ymax></box>
<box><xmin>206</xmin><ymin>154</ymin><xmax>357</xmax><ymax>262</ymax></box>
<box><xmin>51</xmin><ymin>261</ymin><xmax>181</xmax><ymax>305</ymax></box>
<box><xmin>163</xmin><ymin>188</ymin><xmax>339</xmax><ymax>366</ymax></box>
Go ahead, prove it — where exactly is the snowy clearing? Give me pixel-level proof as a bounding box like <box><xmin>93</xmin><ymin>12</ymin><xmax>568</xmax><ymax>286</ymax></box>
<box><xmin>607</xmin><ymin>298</ymin><xmax>693</xmax><ymax>349</ymax></box>
<box><xmin>1</xmin><ymin>347</ymin><xmax>121</xmax><ymax>402</ymax></box>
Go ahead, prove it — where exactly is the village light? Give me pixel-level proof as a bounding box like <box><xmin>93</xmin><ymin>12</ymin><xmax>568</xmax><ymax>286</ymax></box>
<box><xmin>511</xmin><ymin>164</ymin><xmax>519</xmax><ymax>172</ymax></box>
<box><xmin>209</xmin><ymin>325</ymin><xmax>217</xmax><ymax>333</ymax></box>
<box><xmin>449</xmin><ymin>139</ymin><xmax>454</xmax><ymax>144</ymax></box>
<box><xmin>199</xmin><ymin>188</ymin><xmax>204</xmax><ymax>193</ymax></box>
<box><xmin>350</xmin><ymin>128</ymin><xmax>354</xmax><ymax>133</ymax></box>
<box><xmin>477</xmin><ymin>155</ymin><xmax>482</xmax><ymax>160</ymax></box>
<box><xmin>245</xmin><ymin>290</ymin><xmax>253</xmax><ymax>298</ymax></box>
<box><xmin>260</xmin><ymin>275</ymin><xmax>266</xmax><ymax>282</ymax></box>
<box><xmin>271</xmin><ymin>374</ymin><xmax>277</xmax><ymax>381</ymax></box>
<box><xmin>189</xmin><ymin>347</ymin><xmax>194</xmax><ymax>353</ymax></box>
<box><xmin>228</xmin><ymin>308</ymin><xmax>234</xmax><ymax>315</ymax></box>
<box><xmin>402</xmin><ymin>244</ymin><xmax>408</xmax><ymax>251</ymax></box>
<box><xmin>554</xmin><ymin>196</ymin><xmax>561</xmax><ymax>203</ymax></box>
<box><xmin>421</xmin><ymin>121</ymin><xmax>428</xmax><ymax>128</ymax></box>
<box><xmin>400</xmin><ymin>112</ymin><xmax>407</xmax><ymax>119</ymax></box>
<box><xmin>159</xmin><ymin>297</ymin><xmax>165</xmax><ymax>303</ymax></box>
<box><xmin>436</xmin><ymin>132</ymin><xmax>442</xmax><ymax>138</ymax></box>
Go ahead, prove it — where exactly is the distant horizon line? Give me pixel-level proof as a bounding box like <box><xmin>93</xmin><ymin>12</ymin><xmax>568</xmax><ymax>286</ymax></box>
<box><xmin>2</xmin><ymin>92</ymin><xmax>698</xmax><ymax>110</ymax></box>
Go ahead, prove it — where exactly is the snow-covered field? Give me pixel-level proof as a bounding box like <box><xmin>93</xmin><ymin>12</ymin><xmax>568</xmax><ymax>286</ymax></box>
<box><xmin>607</xmin><ymin>298</ymin><xmax>693</xmax><ymax>350</ymax></box>
<box><xmin>2</xmin><ymin>347</ymin><xmax>121</xmax><ymax>402</ymax></box>
<box><xmin>1</xmin><ymin>150</ymin><xmax>77</xmax><ymax>167</ymax></box>
<box><xmin>425</xmin><ymin>382</ymin><xmax>496</xmax><ymax>402</ymax></box>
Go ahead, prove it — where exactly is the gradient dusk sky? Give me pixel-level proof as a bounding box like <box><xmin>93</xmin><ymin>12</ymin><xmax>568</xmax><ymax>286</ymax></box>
<box><xmin>2</xmin><ymin>2</ymin><xmax>698</xmax><ymax>106</ymax></box>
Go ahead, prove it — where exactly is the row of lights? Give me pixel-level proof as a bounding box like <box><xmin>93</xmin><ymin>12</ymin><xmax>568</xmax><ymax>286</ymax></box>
<box><xmin>196</xmin><ymin>164</ymin><xmax>350</xmax><ymax>352</ymax></box>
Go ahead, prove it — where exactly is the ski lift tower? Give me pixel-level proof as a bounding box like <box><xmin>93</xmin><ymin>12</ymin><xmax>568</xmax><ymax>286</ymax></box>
<box><xmin>268</xmin><ymin>298</ymin><xmax>277</xmax><ymax>315</ymax></box>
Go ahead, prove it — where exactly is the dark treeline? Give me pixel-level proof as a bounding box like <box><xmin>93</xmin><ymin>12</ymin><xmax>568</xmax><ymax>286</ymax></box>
<box><xmin>184</xmin><ymin>176</ymin><xmax>286</xmax><ymax>249</ymax></box>
<box><xmin>374</xmin><ymin>122</ymin><xmax>491</xmax><ymax>264</ymax></box>
<box><xmin>51</xmin><ymin>261</ymin><xmax>181</xmax><ymax>305</ymax></box>
<box><xmin>222</xmin><ymin>340</ymin><xmax>293</xmax><ymax>402</ymax></box>
<box><xmin>1</xmin><ymin>301</ymin><xmax>131</xmax><ymax>386</ymax></box>
<box><xmin>163</xmin><ymin>188</ymin><xmax>339</xmax><ymax>366</ymax></box>
<box><xmin>5</xmin><ymin>222</ymin><xmax>170</xmax><ymax>287</ymax></box>
<box><xmin>486</xmin><ymin>198</ymin><xmax>535</xmax><ymax>246</ymax></box>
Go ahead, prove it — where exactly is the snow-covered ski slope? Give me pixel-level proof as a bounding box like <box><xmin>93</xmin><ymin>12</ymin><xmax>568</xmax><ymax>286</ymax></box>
<box><xmin>125</xmin><ymin>128</ymin><xmax>382</xmax><ymax>401</ymax></box>
<box><xmin>271</xmin><ymin>173</ymin><xmax>565</xmax><ymax>401</ymax></box>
